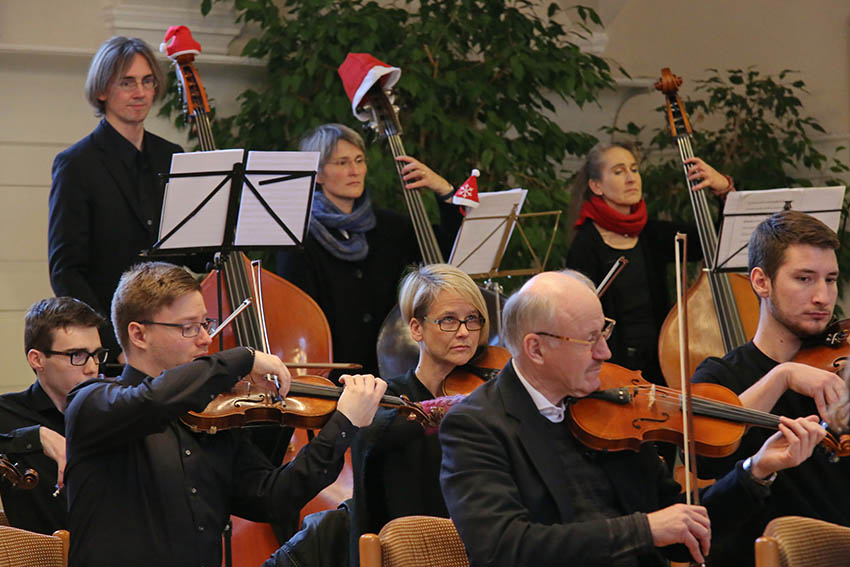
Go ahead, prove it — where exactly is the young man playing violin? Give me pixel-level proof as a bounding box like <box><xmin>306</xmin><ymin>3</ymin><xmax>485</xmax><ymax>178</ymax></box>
<box><xmin>692</xmin><ymin>209</ymin><xmax>850</xmax><ymax>566</ymax></box>
<box><xmin>0</xmin><ymin>297</ymin><xmax>105</xmax><ymax>534</ymax></box>
<box><xmin>440</xmin><ymin>269</ymin><xmax>825</xmax><ymax>567</ymax></box>
<box><xmin>63</xmin><ymin>261</ymin><xmax>387</xmax><ymax>567</ymax></box>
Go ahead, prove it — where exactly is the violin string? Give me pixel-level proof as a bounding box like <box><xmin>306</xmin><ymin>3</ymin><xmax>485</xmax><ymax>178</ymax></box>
<box><xmin>287</xmin><ymin>381</ymin><xmax>411</xmax><ymax>407</ymax></box>
<box><xmin>628</xmin><ymin>385</ymin><xmax>781</xmax><ymax>428</ymax></box>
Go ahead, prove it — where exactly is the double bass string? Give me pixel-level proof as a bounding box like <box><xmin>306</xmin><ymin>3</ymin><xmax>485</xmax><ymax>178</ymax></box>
<box><xmin>673</xmin><ymin>108</ymin><xmax>744</xmax><ymax>348</ymax></box>
<box><xmin>387</xmin><ymin>131</ymin><xmax>443</xmax><ymax>263</ymax></box>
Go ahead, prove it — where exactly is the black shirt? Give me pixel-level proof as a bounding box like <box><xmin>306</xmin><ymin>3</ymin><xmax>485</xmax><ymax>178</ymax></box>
<box><xmin>693</xmin><ymin>341</ymin><xmax>850</xmax><ymax>566</ymax></box>
<box><xmin>64</xmin><ymin>348</ymin><xmax>357</xmax><ymax>567</ymax></box>
<box><xmin>0</xmin><ymin>381</ymin><xmax>66</xmax><ymax>534</ymax></box>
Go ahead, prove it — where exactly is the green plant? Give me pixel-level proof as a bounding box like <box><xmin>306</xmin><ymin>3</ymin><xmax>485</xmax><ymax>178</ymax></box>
<box><xmin>162</xmin><ymin>0</ymin><xmax>622</xmax><ymax>280</ymax></box>
<box><xmin>623</xmin><ymin>67</ymin><xmax>848</xmax><ymax>223</ymax></box>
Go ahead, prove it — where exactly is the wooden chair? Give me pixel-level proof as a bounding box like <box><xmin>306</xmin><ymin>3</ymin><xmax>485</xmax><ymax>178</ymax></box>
<box><xmin>755</xmin><ymin>515</ymin><xmax>850</xmax><ymax>567</ymax></box>
<box><xmin>0</xmin><ymin>525</ymin><xmax>69</xmax><ymax>567</ymax></box>
<box><xmin>359</xmin><ymin>516</ymin><xmax>469</xmax><ymax>567</ymax></box>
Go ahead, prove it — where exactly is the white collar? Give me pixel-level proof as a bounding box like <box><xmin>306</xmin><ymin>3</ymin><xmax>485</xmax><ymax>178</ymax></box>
<box><xmin>512</xmin><ymin>360</ymin><xmax>565</xmax><ymax>423</ymax></box>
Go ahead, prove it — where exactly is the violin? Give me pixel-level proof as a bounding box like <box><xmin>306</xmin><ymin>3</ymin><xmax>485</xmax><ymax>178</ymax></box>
<box><xmin>440</xmin><ymin>345</ymin><xmax>512</xmax><ymax>396</ymax></box>
<box><xmin>181</xmin><ymin>372</ymin><xmax>437</xmax><ymax>433</ymax></box>
<box><xmin>0</xmin><ymin>454</ymin><xmax>38</xmax><ymax>490</ymax></box>
<box><xmin>568</xmin><ymin>363</ymin><xmax>850</xmax><ymax>459</ymax></box>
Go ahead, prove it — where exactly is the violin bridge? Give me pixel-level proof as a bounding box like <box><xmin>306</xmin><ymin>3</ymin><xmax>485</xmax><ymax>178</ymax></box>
<box><xmin>648</xmin><ymin>384</ymin><xmax>656</xmax><ymax>409</ymax></box>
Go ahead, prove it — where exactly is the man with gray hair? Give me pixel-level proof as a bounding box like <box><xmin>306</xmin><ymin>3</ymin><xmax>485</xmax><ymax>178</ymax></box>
<box><xmin>440</xmin><ymin>270</ymin><xmax>825</xmax><ymax>566</ymax></box>
<box><xmin>48</xmin><ymin>36</ymin><xmax>183</xmax><ymax>363</ymax></box>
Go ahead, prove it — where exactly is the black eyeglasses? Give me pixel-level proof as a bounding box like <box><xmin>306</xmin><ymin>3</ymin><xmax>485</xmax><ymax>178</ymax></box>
<box><xmin>423</xmin><ymin>315</ymin><xmax>486</xmax><ymax>332</ymax></box>
<box><xmin>138</xmin><ymin>318</ymin><xmax>218</xmax><ymax>338</ymax></box>
<box><xmin>43</xmin><ymin>348</ymin><xmax>109</xmax><ymax>366</ymax></box>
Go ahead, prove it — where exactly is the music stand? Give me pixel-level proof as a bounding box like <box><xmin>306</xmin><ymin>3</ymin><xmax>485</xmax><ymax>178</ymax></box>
<box><xmin>714</xmin><ymin>186</ymin><xmax>845</xmax><ymax>272</ymax></box>
<box><xmin>449</xmin><ymin>189</ymin><xmax>562</xmax><ymax>279</ymax></box>
<box><xmin>147</xmin><ymin>149</ymin><xmax>320</xmax><ymax>256</ymax></box>
<box><xmin>145</xmin><ymin>149</ymin><xmax>320</xmax><ymax>352</ymax></box>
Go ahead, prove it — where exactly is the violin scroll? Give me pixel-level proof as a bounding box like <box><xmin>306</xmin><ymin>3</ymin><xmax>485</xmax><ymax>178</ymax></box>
<box><xmin>0</xmin><ymin>454</ymin><xmax>38</xmax><ymax>490</ymax></box>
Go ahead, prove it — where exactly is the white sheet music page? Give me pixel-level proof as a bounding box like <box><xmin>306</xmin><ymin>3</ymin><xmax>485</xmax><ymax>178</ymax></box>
<box><xmin>159</xmin><ymin>149</ymin><xmax>245</xmax><ymax>249</ymax></box>
<box><xmin>236</xmin><ymin>151</ymin><xmax>320</xmax><ymax>246</ymax></box>
<box><xmin>449</xmin><ymin>188</ymin><xmax>528</xmax><ymax>276</ymax></box>
<box><xmin>717</xmin><ymin>186</ymin><xmax>845</xmax><ymax>270</ymax></box>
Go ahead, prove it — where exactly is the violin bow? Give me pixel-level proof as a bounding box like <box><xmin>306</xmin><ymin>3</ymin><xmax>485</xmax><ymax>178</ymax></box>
<box><xmin>595</xmin><ymin>256</ymin><xmax>629</xmax><ymax>298</ymax></box>
<box><xmin>675</xmin><ymin>232</ymin><xmax>706</xmax><ymax>567</ymax></box>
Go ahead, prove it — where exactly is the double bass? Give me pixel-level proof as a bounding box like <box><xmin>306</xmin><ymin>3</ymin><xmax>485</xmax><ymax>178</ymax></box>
<box><xmin>654</xmin><ymin>68</ymin><xmax>759</xmax><ymax>390</ymax></box>
<box><xmin>163</xmin><ymin>26</ymin><xmax>347</xmax><ymax>567</ymax></box>
<box><xmin>353</xmin><ymin>73</ymin><xmax>505</xmax><ymax>378</ymax></box>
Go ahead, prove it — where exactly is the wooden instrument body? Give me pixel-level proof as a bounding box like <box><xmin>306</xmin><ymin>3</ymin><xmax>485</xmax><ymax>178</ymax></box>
<box><xmin>569</xmin><ymin>363</ymin><xmax>746</xmax><ymax>458</ymax></box>
<box><xmin>659</xmin><ymin>271</ymin><xmax>759</xmax><ymax>389</ymax></box>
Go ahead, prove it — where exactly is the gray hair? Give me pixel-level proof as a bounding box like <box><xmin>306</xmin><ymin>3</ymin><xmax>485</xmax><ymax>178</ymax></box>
<box><xmin>299</xmin><ymin>123</ymin><xmax>366</xmax><ymax>169</ymax></box>
<box><xmin>85</xmin><ymin>36</ymin><xmax>164</xmax><ymax>117</ymax></box>
<box><xmin>501</xmin><ymin>270</ymin><xmax>595</xmax><ymax>357</ymax></box>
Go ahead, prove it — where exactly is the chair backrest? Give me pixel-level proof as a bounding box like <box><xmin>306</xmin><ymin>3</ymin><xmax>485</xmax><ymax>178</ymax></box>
<box><xmin>359</xmin><ymin>516</ymin><xmax>469</xmax><ymax>567</ymax></box>
<box><xmin>755</xmin><ymin>515</ymin><xmax>850</xmax><ymax>567</ymax></box>
<box><xmin>0</xmin><ymin>525</ymin><xmax>69</xmax><ymax>567</ymax></box>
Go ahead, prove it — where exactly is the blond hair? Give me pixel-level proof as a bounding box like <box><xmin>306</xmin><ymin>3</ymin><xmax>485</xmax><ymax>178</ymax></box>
<box><xmin>398</xmin><ymin>264</ymin><xmax>489</xmax><ymax>346</ymax></box>
<box><xmin>111</xmin><ymin>262</ymin><xmax>200</xmax><ymax>350</ymax></box>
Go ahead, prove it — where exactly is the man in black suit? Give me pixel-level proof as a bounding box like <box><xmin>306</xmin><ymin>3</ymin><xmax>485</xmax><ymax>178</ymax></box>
<box><xmin>48</xmin><ymin>36</ymin><xmax>183</xmax><ymax>361</ymax></box>
<box><xmin>439</xmin><ymin>270</ymin><xmax>825</xmax><ymax>567</ymax></box>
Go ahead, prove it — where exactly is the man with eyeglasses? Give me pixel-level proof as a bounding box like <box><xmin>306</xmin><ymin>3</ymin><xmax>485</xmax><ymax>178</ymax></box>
<box><xmin>0</xmin><ymin>296</ymin><xmax>105</xmax><ymax>534</ymax></box>
<box><xmin>64</xmin><ymin>262</ymin><xmax>386</xmax><ymax>567</ymax></box>
<box><xmin>48</xmin><ymin>36</ymin><xmax>185</xmax><ymax>367</ymax></box>
<box><xmin>439</xmin><ymin>270</ymin><xmax>826</xmax><ymax>567</ymax></box>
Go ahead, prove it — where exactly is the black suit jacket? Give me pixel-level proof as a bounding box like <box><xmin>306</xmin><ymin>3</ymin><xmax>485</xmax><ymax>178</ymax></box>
<box><xmin>439</xmin><ymin>362</ymin><xmax>770</xmax><ymax>567</ymax></box>
<box><xmin>48</xmin><ymin>120</ymin><xmax>183</xmax><ymax>354</ymax></box>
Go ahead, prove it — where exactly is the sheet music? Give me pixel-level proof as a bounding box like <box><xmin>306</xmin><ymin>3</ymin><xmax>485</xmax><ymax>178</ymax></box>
<box><xmin>158</xmin><ymin>149</ymin><xmax>245</xmax><ymax>249</ymax></box>
<box><xmin>449</xmin><ymin>188</ymin><xmax>528</xmax><ymax>275</ymax></box>
<box><xmin>717</xmin><ymin>186</ymin><xmax>845</xmax><ymax>270</ymax></box>
<box><xmin>235</xmin><ymin>151</ymin><xmax>320</xmax><ymax>246</ymax></box>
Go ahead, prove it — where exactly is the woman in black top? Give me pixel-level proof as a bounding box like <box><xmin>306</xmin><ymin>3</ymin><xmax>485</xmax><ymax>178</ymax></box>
<box><xmin>566</xmin><ymin>142</ymin><xmax>733</xmax><ymax>383</ymax></box>
<box><xmin>350</xmin><ymin>263</ymin><xmax>490</xmax><ymax>558</ymax></box>
<box><xmin>276</xmin><ymin>124</ymin><xmax>461</xmax><ymax>378</ymax></box>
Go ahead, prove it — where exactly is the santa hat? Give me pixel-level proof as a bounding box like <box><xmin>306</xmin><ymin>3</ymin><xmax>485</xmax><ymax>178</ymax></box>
<box><xmin>160</xmin><ymin>25</ymin><xmax>202</xmax><ymax>59</ymax></box>
<box><xmin>338</xmin><ymin>53</ymin><xmax>401</xmax><ymax>121</ymax></box>
<box><xmin>453</xmin><ymin>169</ymin><xmax>481</xmax><ymax>212</ymax></box>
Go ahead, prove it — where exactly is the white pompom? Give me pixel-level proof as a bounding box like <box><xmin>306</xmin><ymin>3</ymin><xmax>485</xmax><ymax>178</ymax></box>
<box><xmin>471</xmin><ymin>169</ymin><xmax>480</xmax><ymax>177</ymax></box>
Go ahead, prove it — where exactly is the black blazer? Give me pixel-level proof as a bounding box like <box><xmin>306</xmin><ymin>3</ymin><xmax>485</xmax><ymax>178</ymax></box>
<box><xmin>439</xmin><ymin>363</ymin><xmax>768</xmax><ymax>567</ymax></box>
<box><xmin>48</xmin><ymin>120</ymin><xmax>183</xmax><ymax>353</ymax></box>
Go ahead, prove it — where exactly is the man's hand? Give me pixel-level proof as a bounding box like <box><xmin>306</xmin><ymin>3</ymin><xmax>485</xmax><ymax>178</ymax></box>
<box><xmin>749</xmin><ymin>415</ymin><xmax>826</xmax><ymax>478</ymax></box>
<box><xmin>336</xmin><ymin>374</ymin><xmax>387</xmax><ymax>427</ymax></box>
<box><xmin>779</xmin><ymin>362</ymin><xmax>846</xmax><ymax>422</ymax></box>
<box><xmin>647</xmin><ymin>503</ymin><xmax>711</xmax><ymax>564</ymax></box>
<box><xmin>247</xmin><ymin>350</ymin><xmax>291</xmax><ymax>399</ymax></box>
<box><xmin>39</xmin><ymin>427</ymin><xmax>66</xmax><ymax>490</ymax></box>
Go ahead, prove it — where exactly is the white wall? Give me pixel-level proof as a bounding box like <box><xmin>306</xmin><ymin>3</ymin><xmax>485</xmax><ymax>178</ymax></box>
<box><xmin>0</xmin><ymin>0</ymin><xmax>848</xmax><ymax>392</ymax></box>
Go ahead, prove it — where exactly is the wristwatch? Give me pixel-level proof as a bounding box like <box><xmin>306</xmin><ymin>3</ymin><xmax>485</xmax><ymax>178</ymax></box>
<box><xmin>743</xmin><ymin>457</ymin><xmax>777</xmax><ymax>487</ymax></box>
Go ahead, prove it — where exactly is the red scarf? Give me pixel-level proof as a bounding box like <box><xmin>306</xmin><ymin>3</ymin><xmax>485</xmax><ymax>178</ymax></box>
<box><xmin>574</xmin><ymin>196</ymin><xmax>647</xmax><ymax>236</ymax></box>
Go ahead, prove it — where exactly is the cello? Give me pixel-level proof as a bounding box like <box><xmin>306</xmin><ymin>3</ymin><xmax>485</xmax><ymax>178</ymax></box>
<box><xmin>654</xmin><ymin>68</ymin><xmax>759</xmax><ymax>390</ymax></box>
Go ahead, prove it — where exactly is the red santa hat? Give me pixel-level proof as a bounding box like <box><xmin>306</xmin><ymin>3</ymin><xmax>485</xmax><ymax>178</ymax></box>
<box><xmin>453</xmin><ymin>169</ymin><xmax>481</xmax><ymax>212</ymax></box>
<box><xmin>160</xmin><ymin>25</ymin><xmax>202</xmax><ymax>59</ymax></box>
<box><xmin>338</xmin><ymin>53</ymin><xmax>401</xmax><ymax>121</ymax></box>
